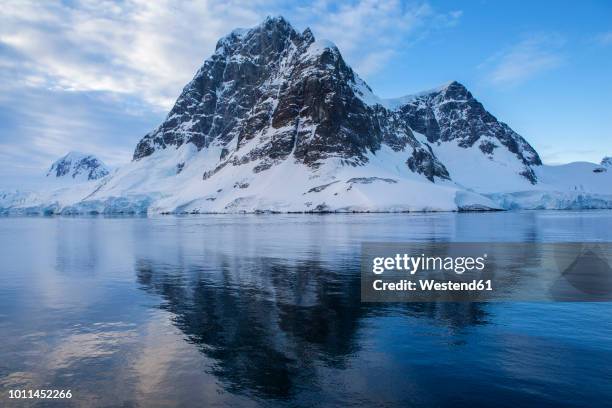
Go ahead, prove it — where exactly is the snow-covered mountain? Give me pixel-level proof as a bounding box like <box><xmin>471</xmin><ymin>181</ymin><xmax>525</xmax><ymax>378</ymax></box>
<box><xmin>0</xmin><ymin>152</ymin><xmax>111</xmax><ymax>215</ymax></box>
<box><xmin>1</xmin><ymin>16</ymin><xmax>611</xmax><ymax>215</ymax></box>
<box><xmin>47</xmin><ymin>151</ymin><xmax>110</xmax><ymax>182</ymax></box>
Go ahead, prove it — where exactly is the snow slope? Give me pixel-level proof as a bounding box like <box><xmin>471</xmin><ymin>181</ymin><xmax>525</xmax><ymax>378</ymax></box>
<box><xmin>486</xmin><ymin>162</ymin><xmax>612</xmax><ymax>210</ymax></box>
<box><xmin>7</xmin><ymin>140</ymin><xmax>609</xmax><ymax>215</ymax></box>
<box><xmin>48</xmin><ymin>142</ymin><xmax>496</xmax><ymax>215</ymax></box>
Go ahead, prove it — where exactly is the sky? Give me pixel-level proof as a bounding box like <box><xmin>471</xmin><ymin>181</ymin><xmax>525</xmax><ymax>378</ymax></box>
<box><xmin>0</xmin><ymin>0</ymin><xmax>611</xmax><ymax>188</ymax></box>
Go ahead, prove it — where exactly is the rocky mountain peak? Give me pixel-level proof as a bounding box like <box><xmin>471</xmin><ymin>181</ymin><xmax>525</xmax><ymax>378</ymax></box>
<box><xmin>214</xmin><ymin>16</ymin><xmax>305</xmax><ymax>57</ymax></box>
<box><xmin>134</xmin><ymin>17</ymin><xmax>320</xmax><ymax>161</ymax></box>
<box><xmin>301</xmin><ymin>27</ymin><xmax>315</xmax><ymax>43</ymax></box>
<box><xmin>601</xmin><ymin>157</ymin><xmax>612</xmax><ymax>167</ymax></box>
<box><xmin>46</xmin><ymin>152</ymin><xmax>110</xmax><ymax>181</ymax></box>
<box><xmin>439</xmin><ymin>80</ymin><xmax>470</xmax><ymax>98</ymax></box>
<box><xmin>393</xmin><ymin>79</ymin><xmax>542</xmax><ymax>182</ymax></box>
<box><xmin>132</xmin><ymin>16</ymin><xmax>542</xmax><ymax>186</ymax></box>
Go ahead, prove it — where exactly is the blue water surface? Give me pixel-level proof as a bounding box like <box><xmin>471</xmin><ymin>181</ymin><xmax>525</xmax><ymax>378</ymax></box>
<box><xmin>0</xmin><ymin>211</ymin><xmax>611</xmax><ymax>407</ymax></box>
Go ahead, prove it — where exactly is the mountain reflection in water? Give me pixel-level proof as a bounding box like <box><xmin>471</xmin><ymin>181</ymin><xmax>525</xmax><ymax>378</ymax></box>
<box><xmin>0</xmin><ymin>212</ymin><xmax>611</xmax><ymax>407</ymax></box>
<box><xmin>135</xmin><ymin>255</ymin><xmax>490</xmax><ymax>399</ymax></box>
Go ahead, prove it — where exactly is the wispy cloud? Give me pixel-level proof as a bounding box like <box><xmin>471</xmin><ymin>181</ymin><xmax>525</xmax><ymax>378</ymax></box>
<box><xmin>595</xmin><ymin>31</ymin><xmax>612</xmax><ymax>46</ymax></box>
<box><xmin>481</xmin><ymin>34</ymin><xmax>565</xmax><ymax>87</ymax></box>
<box><xmin>0</xmin><ymin>1</ymin><xmax>461</xmax><ymax>108</ymax></box>
<box><xmin>0</xmin><ymin>0</ymin><xmax>268</xmax><ymax>110</ymax></box>
<box><xmin>297</xmin><ymin>0</ymin><xmax>462</xmax><ymax>76</ymax></box>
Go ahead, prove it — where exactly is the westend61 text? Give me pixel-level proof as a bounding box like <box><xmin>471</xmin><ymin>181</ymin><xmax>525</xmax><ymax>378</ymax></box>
<box><xmin>373</xmin><ymin>279</ymin><xmax>493</xmax><ymax>292</ymax></box>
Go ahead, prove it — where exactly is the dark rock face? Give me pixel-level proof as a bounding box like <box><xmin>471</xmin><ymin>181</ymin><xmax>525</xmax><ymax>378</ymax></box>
<box><xmin>407</xmin><ymin>146</ymin><xmax>450</xmax><ymax>182</ymax></box>
<box><xmin>346</xmin><ymin>177</ymin><xmax>398</xmax><ymax>184</ymax></box>
<box><xmin>133</xmin><ymin>16</ymin><xmax>542</xmax><ymax>185</ymax></box>
<box><xmin>134</xmin><ymin>17</ymin><xmax>315</xmax><ymax>161</ymax></box>
<box><xmin>479</xmin><ymin>140</ymin><xmax>497</xmax><ymax>155</ymax></box>
<box><xmin>47</xmin><ymin>152</ymin><xmax>110</xmax><ymax>181</ymax></box>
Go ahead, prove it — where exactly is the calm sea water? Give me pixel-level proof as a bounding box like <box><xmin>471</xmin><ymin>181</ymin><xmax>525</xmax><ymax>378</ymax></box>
<box><xmin>1</xmin><ymin>211</ymin><xmax>611</xmax><ymax>407</ymax></box>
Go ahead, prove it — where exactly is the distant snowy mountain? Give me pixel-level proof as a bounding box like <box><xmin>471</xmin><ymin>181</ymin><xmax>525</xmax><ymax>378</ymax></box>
<box><xmin>1</xmin><ymin>17</ymin><xmax>611</xmax><ymax>215</ymax></box>
<box><xmin>47</xmin><ymin>152</ymin><xmax>110</xmax><ymax>182</ymax></box>
<box><xmin>0</xmin><ymin>152</ymin><xmax>110</xmax><ymax>215</ymax></box>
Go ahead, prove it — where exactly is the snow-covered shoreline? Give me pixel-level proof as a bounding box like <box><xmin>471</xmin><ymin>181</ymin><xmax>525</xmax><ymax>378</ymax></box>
<box><xmin>3</xmin><ymin>17</ymin><xmax>611</xmax><ymax>216</ymax></box>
